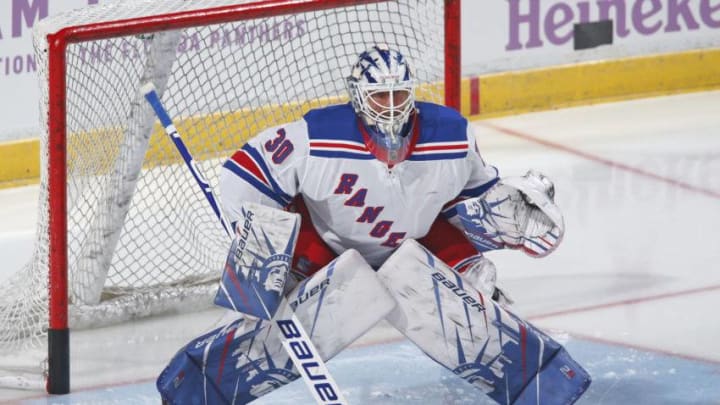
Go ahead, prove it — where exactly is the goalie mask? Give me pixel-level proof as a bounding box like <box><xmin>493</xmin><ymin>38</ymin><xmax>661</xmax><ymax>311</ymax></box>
<box><xmin>347</xmin><ymin>45</ymin><xmax>416</xmax><ymax>163</ymax></box>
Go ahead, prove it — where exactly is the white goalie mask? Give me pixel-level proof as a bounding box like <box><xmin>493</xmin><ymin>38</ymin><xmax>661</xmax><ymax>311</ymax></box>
<box><xmin>347</xmin><ymin>45</ymin><xmax>416</xmax><ymax>159</ymax></box>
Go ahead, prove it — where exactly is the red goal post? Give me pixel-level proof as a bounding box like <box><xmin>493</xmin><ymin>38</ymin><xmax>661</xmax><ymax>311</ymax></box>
<box><xmin>16</xmin><ymin>0</ymin><xmax>461</xmax><ymax>394</ymax></box>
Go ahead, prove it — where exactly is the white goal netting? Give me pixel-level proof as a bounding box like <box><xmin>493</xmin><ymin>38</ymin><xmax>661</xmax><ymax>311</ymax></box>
<box><xmin>0</xmin><ymin>0</ymin><xmax>449</xmax><ymax>388</ymax></box>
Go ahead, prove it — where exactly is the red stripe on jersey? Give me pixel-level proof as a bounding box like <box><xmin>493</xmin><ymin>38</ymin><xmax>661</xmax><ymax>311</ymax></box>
<box><xmin>230</xmin><ymin>150</ymin><xmax>269</xmax><ymax>185</ymax></box>
<box><xmin>414</xmin><ymin>143</ymin><xmax>468</xmax><ymax>152</ymax></box>
<box><xmin>310</xmin><ymin>141</ymin><xmax>368</xmax><ymax>151</ymax></box>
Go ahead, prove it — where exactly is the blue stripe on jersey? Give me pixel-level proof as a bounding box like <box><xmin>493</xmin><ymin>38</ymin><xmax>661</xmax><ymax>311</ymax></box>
<box><xmin>222</xmin><ymin>160</ymin><xmax>288</xmax><ymax>207</ymax></box>
<box><xmin>442</xmin><ymin>205</ymin><xmax>457</xmax><ymax>218</ymax></box>
<box><xmin>459</xmin><ymin>177</ymin><xmax>499</xmax><ymax>198</ymax></box>
<box><xmin>309</xmin><ymin>150</ymin><xmax>375</xmax><ymax>160</ymax></box>
<box><xmin>407</xmin><ymin>152</ymin><xmax>468</xmax><ymax>161</ymax></box>
<box><xmin>442</xmin><ymin>177</ymin><xmax>500</xmax><ymax>219</ymax></box>
<box><xmin>241</xmin><ymin>144</ymin><xmax>292</xmax><ymax>204</ymax></box>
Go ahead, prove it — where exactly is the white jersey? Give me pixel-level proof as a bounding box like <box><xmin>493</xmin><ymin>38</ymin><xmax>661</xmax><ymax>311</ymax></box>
<box><xmin>219</xmin><ymin>102</ymin><xmax>498</xmax><ymax>267</ymax></box>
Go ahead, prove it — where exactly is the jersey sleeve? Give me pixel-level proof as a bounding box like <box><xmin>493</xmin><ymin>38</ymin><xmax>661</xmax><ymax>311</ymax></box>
<box><xmin>219</xmin><ymin>118</ymin><xmax>308</xmax><ymax>228</ymax></box>
<box><xmin>462</xmin><ymin>125</ymin><xmax>500</xmax><ymax>197</ymax></box>
<box><xmin>441</xmin><ymin>124</ymin><xmax>499</xmax><ymax>222</ymax></box>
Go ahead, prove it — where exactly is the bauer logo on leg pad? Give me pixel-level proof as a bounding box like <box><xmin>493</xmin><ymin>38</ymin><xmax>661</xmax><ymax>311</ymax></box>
<box><xmin>430</xmin><ymin>272</ymin><xmax>486</xmax><ymax>312</ymax></box>
<box><xmin>214</xmin><ymin>203</ymin><xmax>300</xmax><ymax>319</ymax></box>
<box><xmin>288</xmin><ymin>277</ymin><xmax>330</xmax><ymax>311</ymax></box>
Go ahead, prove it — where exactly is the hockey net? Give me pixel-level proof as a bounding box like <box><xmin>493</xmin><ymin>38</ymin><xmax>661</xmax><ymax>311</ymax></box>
<box><xmin>0</xmin><ymin>0</ymin><xmax>459</xmax><ymax>392</ymax></box>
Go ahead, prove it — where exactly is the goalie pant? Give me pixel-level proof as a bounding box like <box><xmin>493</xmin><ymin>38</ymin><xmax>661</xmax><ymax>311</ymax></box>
<box><xmin>157</xmin><ymin>249</ymin><xmax>396</xmax><ymax>404</ymax></box>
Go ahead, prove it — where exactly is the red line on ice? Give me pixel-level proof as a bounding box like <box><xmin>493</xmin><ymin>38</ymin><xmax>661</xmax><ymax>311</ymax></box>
<box><xmin>529</xmin><ymin>284</ymin><xmax>720</xmax><ymax>320</ymax></box>
<box><xmin>480</xmin><ymin>122</ymin><xmax>720</xmax><ymax>200</ymax></box>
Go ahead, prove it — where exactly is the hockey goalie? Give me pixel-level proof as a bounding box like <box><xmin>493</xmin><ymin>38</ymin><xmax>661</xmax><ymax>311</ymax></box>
<box><xmin>156</xmin><ymin>45</ymin><xmax>591</xmax><ymax>404</ymax></box>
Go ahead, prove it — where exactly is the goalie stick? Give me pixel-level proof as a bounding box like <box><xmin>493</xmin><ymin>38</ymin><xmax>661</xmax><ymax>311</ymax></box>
<box><xmin>142</xmin><ymin>83</ymin><xmax>348</xmax><ymax>405</ymax></box>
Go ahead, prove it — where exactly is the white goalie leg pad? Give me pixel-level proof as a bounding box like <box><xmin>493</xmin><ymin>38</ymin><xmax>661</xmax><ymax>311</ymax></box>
<box><xmin>158</xmin><ymin>249</ymin><xmax>396</xmax><ymax>404</ymax></box>
<box><xmin>275</xmin><ymin>248</ymin><xmax>396</xmax><ymax>359</ymax></box>
<box><xmin>377</xmin><ymin>240</ymin><xmax>590</xmax><ymax>405</ymax></box>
